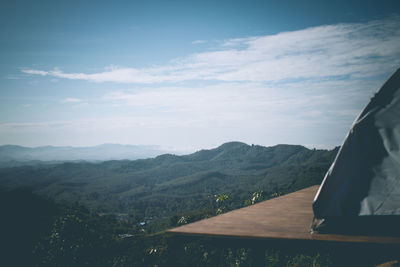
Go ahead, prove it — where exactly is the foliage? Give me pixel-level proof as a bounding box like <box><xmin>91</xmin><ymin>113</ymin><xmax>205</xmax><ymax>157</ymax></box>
<box><xmin>245</xmin><ymin>190</ymin><xmax>264</xmax><ymax>205</ymax></box>
<box><xmin>0</xmin><ymin>187</ymin><xmax>59</xmax><ymax>266</ymax></box>
<box><xmin>1</xmin><ymin>186</ymin><xmax>399</xmax><ymax>266</ymax></box>
<box><xmin>215</xmin><ymin>193</ymin><xmax>229</xmax><ymax>203</ymax></box>
<box><xmin>215</xmin><ymin>193</ymin><xmax>230</xmax><ymax>214</ymax></box>
<box><xmin>0</xmin><ymin>142</ymin><xmax>348</xmax><ymax>266</ymax></box>
<box><xmin>0</xmin><ymin>142</ymin><xmax>338</xmax><ymax>224</ymax></box>
<box><xmin>35</xmin><ymin>212</ymin><xmax>117</xmax><ymax>266</ymax></box>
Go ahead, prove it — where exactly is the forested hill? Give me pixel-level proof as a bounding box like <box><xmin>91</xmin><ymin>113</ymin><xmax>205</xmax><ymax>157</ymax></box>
<box><xmin>0</xmin><ymin>142</ymin><xmax>338</xmax><ymax>220</ymax></box>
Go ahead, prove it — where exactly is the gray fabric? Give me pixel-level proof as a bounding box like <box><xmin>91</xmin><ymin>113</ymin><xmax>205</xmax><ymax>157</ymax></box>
<box><xmin>313</xmin><ymin>69</ymin><xmax>400</xmax><ymax>218</ymax></box>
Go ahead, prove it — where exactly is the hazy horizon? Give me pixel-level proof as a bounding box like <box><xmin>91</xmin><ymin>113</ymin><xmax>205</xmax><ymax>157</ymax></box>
<box><xmin>0</xmin><ymin>140</ymin><xmax>335</xmax><ymax>154</ymax></box>
<box><xmin>1</xmin><ymin>0</ymin><xmax>400</xmax><ymax>151</ymax></box>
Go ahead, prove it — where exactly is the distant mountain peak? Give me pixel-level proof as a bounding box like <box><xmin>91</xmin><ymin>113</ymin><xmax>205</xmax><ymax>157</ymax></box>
<box><xmin>217</xmin><ymin>141</ymin><xmax>248</xmax><ymax>149</ymax></box>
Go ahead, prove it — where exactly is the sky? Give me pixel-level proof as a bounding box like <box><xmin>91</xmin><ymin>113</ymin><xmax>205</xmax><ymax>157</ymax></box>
<box><xmin>1</xmin><ymin>0</ymin><xmax>400</xmax><ymax>152</ymax></box>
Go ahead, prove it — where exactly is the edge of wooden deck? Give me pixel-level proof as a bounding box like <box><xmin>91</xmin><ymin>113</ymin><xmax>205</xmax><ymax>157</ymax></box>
<box><xmin>167</xmin><ymin>186</ymin><xmax>400</xmax><ymax>244</ymax></box>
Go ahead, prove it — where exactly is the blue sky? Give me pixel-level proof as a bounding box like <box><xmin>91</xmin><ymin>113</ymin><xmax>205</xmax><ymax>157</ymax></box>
<box><xmin>1</xmin><ymin>0</ymin><xmax>400</xmax><ymax>151</ymax></box>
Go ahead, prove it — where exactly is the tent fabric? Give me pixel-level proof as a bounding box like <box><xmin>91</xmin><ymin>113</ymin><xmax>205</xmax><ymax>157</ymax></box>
<box><xmin>313</xmin><ymin>69</ymin><xmax>400</xmax><ymax>219</ymax></box>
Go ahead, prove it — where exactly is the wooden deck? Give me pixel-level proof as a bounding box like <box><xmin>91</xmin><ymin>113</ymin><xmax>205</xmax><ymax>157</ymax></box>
<box><xmin>167</xmin><ymin>186</ymin><xmax>400</xmax><ymax>244</ymax></box>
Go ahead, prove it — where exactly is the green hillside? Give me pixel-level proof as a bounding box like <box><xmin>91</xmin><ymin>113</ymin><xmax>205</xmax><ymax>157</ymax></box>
<box><xmin>7</xmin><ymin>142</ymin><xmax>391</xmax><ymax>267</ymax></box>
<box><xmin>0</xmin><ymin>142</ymin><xmax>337</xmax><ymax>223</ymax></box>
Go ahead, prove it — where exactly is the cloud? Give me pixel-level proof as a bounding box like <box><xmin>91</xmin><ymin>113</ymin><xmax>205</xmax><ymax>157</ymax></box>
<box><xmin>21</xmin><ymin>17</ymin><xmax>400</xmax><ymax>84</ymax></box>
<box><xmin>22</xmin><ymin>69</ymin><xmax>49</xmax><ymax>76</ymax></box>
<box><xmin>0</xmin><ymin>121</ymin><xmax>73</xmax><ymax>133</ymax></box>
<box><xmin>1</xmin><ymin>74</ymin><xmax>381</xmax><ymax>149</ymax></box>
<box><xmin>10</xmin><ymin>17</ymin><xmax>400</xmax><ymax>150</ymax></box>
<box><xmin>102</xmin><ymin>75</ymin><xmax>377</xmax><ymax>130</ymax></box>
<box><xmin>61</xmin><ymin>97</ymin><xmax>82</xmax><ymax>103</ymax></box>
<box><xmin>192</xmin><ymin>40</ymin><xmax>207</xmax><ymax>44</ymax></box>
<box><xmin>22</xmin><ymin>66</ymin><xmax>161</xmax><ymax>83</ymax></box>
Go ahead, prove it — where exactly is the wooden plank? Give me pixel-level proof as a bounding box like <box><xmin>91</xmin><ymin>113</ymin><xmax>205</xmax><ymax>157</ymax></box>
<box><xmin>167</xmin><ymin>185</ymin><xmax>400</xmax><ymax>244</ymax></box>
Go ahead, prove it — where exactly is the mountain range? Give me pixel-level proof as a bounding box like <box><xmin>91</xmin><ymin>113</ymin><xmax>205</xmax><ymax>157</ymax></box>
<box><xmin>0</xmin><ymin>144</ymin><xmax>174</xmax><ymax>166</ymax></box>
<box><xmin>0</xmin><ymin>142</ymin><xmax>338</xmax><ymax>222</ymax></box>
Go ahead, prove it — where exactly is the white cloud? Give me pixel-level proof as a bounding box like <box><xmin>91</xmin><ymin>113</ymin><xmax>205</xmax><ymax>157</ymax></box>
<box><xmin>22</xmin><ymin>69</ymin><xmax>49</xmax><ymax>76</ymax></box>
<box><xmin>21</xmin><ymin>17</ymin><xmax>400</xmax><ymax>84</ymax></box>
<box><xmin>192</xmin><ymin>40</ymin><xmax>207</xmax><ymax>44</ymax></box>
<box><xmin>61</xmin><ymin>97</ymin><xmax>82</xmax><ymax>103</ymax></box>
<box><xmin>100</xmin><ymin>76</ymin><xmax>377</xmax><ymax>139</ymax></box>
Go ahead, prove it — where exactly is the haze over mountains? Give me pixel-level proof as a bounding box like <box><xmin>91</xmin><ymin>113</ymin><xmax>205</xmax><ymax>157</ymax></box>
<box><xmin>0</xmin><ymin>144</ymin><xmax>175</xmax><ymax>165</ymax></box>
